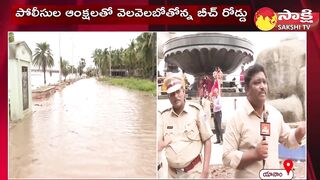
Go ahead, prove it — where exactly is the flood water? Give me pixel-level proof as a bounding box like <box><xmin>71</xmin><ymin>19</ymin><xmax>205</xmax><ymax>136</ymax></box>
<box><xmin>9</xmin><ymin>78</ymin><xmax>156</xmax><ymax>178</ymax></box>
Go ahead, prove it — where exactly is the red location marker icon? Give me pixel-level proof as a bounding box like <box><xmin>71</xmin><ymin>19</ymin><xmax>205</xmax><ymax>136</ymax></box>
<box><xmin>283</xmin><ymin>159</ymin><xmax>293</xmax><ymax>175</ymax></box>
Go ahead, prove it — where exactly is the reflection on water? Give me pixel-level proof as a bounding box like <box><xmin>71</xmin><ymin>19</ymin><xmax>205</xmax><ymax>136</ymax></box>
<box><xmin>9</xmin><ymin>78</ymin><xmax>156</xmax><ymax>178</ymax></box>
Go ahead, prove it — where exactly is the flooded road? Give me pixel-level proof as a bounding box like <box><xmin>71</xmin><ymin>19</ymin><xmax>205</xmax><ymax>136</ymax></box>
<box><xmin>9</xmin><ymin>78</ymin><xmax>156</xmax><ymax>178</ymax></box>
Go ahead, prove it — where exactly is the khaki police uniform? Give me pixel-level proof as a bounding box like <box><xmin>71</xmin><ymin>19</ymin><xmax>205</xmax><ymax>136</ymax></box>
<box><xmin>201</xmin><ymin>97</ymin><xmax>214</xmax><ymax>130</ymax></box>
<box><xmin>159</xmin><ymin>102</ymin><xmax>213</xmax><ymax>178</ymax></box>
<box><xmin>157</xmin><ymin>110</ymin><xmax>168</xmax><ymax>178</ymax></box>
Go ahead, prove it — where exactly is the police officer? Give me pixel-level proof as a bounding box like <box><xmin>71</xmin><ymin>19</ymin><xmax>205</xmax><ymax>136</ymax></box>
<box><xmin>158</xmin><ymin>76</ymin><xmax>213</xmax><ymax>178</ymax></box>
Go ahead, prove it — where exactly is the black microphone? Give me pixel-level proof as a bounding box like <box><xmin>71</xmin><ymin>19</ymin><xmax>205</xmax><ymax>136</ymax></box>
<box><xmin>260</xmin><ymin>111</ymin><xmax>270</xmax><ymax>169</ymax></box>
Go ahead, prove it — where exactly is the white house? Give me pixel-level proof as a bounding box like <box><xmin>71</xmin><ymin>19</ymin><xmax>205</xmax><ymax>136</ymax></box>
<box><xmin>8</xmin><ymin>41</ymin><xmax>32</xmax><ymax>121</ymax></box>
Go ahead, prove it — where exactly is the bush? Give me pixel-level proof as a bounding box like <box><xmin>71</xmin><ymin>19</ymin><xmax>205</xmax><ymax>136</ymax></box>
<box><xmin>98</xmin><ymin>77</ymin><xmax>156</xmax><ymax>95</ymax></box>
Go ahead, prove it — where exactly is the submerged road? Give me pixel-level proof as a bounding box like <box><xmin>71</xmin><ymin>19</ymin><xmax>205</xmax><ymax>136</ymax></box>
<box><xmin>9</xmin><ymin>78</ymin><xmax>156</xmax><ymax>178</ymax></box>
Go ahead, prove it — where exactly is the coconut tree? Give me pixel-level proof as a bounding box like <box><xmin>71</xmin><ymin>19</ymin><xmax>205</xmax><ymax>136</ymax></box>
<box><xmin>92</xmin><ymin>48</ymin><xmax>103</xmax><ymax>76</ymax></box>
<box><xmin>32</xmin><ymin>42</ymin><xmax>54</xmax><ymax>84</ymax></box>
<box><xmin>60</xmin><ymin>59</ymin><xmax>70</xmax><ymax>81</ymax></box>
<box><xmin>124</xmin><ymin>39</ymin><xmax>137</xmax><ymax>76</ymax></box>
<box><xmin>101</xmin><ymin>48</ymin><xmax>110</xmax><ymax>76</ymax></box>
<box><xmin>111</xmin><ymin>48</ymin><xmax>124</xmax><ymax>69</ymax></box>
<box><xmin>136</xmin><ymin>32</ymin><xmax>156</xmax><ymax>79</ymax></box>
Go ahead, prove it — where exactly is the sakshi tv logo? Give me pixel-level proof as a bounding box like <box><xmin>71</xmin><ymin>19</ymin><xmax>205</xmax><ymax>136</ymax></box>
<box><xmin>254</xmin><ymin>7</ymin><xmax>319</xmax><ymax>31</ymax></box>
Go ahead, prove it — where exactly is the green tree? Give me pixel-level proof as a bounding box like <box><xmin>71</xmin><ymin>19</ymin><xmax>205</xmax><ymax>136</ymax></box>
<box><xmin>111</xmin><ymin>48</ymin><xmax>124</xmax><ymax>69</ymax></box>
<box><xmin>69</xmin><ymin>65</ymin><xmax>77</xmax><ymax>77</ymax></box>
<box><xmin>92</xmin><ymin>48</ymin><xmax>103</xmax><ymax>76</ymax></box>
<box><xmin>9</xmin><ymin>32</ymin><xmax>14</xmax><ymax>43</ymax></box>
<box><xmin>60</xmin><ymin>59</ymin><xmax>70</xmax><ymax>81</ymax></box>
<box><xmin>78</xmin><ymin>58</ymin><xmax>86</xmax><ymax>76</ymax></box>
<box><xmin>32</xmin><ymin>42</ymin><xmax>54</xmax><ymax>84</ymax></box>
<box><xmin>85</xmin><ymin>67</ymin><xmax>97</xmax><ymax>77</ymax></box>
<box><xmin>91</xmin><ymin>33</ymin><xmax>156</xmax><ymax>79</ymax></box>
<box><xmin>124</xmin><ymin>39</ymin><xmax>137</xmax><ymax>76</ymax></box>
<box><xmin>136</xmin><ymin>32</ymin><xmax>156</xmax><ymax>79</ymax></box>
<box><xmin>102</xmin><ymin>48</ymin><xmax>111</xmax><ymax>76</ymax></box>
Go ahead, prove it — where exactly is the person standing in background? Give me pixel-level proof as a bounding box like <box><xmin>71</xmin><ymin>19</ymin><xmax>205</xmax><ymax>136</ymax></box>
<box><xmin>212</xmin><ymin>88</ymin><xmax>223</xmax><ymax>144</ymax></box>
<box><xmin>240</xmin><ymin>65</ymin><xmax>245</xmax><ymax>89</ymax></box>
<box><xmin>212</xmin><ymin>67</ymin><xmax>223</xmax><ymax>95</ymax></box>
<box><xmin>216</xmin><ymin>67</ymin><xmax>224</xmax><ymax>94</ymax></box>
<box><xmin>201</xmin><ymin>92</ymin><xmax>214</xmax><ymax>133</ymax></box>
<box><xmin>205</xmin><ymin>75</ymin><xmax>213</xmax><ymax>94</ymax></box>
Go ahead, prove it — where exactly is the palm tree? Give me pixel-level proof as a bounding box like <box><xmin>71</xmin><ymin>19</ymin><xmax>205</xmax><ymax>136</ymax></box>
<box><xmin>92</xmin><ymin>48</ymin><xmax>103</xmax><ymax>76</ymax></box>
<box><xmin>32</xmin><ymin>42</ymin><xmax>54</xmax><ymax>84</ymax></box>
<box><xmin>125</xmin><ymin>39</ymin><xmax>137</xmax><ymax>76</ymax></box>
<box><xmin>136</xmin><ymin>32</ymin><xmax>157</xmax><ymax>79</ymax></box>
<box><xmin>112</xmin><ymin>49</ymin><xmax>124</xmax><ymax>69</ymax></box>
<box><xmin>60</xmin><ymin>59</ymin><xmax>70</xmax><ymax>81</ymax></box>
<box><xmin>101</xmin><ymin>48</ymin><xmax>110</xmax><ymax>76</ymax></box>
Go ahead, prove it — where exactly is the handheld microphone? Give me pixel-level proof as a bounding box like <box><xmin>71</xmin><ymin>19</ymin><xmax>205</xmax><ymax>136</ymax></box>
<box><xmin>260</xmin><ymin>111</ymin><xmax>270</xmax><ymax>169</ymax></box>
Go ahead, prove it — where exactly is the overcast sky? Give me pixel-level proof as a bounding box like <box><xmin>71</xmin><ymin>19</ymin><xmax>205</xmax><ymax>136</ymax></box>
<box><xmin>13</xmin><ymin>32</ymin><xmax>143</xmax><ymax>69</ymax></box>
<box><xmin>13</xmin><ymin>31</ymin><xmax>305</xmax><ymax>83</ymax></box>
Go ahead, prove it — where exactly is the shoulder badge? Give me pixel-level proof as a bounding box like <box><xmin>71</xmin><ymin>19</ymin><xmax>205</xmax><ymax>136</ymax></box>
<box><xmin>159</xmin><ymin>107</ymin><xmax>171</xmax><ymax>114</ymax></box>
<box><xmin>188</xmin><ymin>102</ymin><xmax>202</xmax><ymax>111</ymax></box>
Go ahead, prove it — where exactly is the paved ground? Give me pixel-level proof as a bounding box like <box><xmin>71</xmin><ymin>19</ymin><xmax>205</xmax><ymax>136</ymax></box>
<box><xmin>159</xmin><ymin>140</ymin><xmax>306</xmax><ymax>179</ymax></box>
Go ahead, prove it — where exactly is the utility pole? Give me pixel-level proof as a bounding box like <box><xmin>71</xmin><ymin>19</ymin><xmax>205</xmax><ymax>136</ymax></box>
<box><xmin>59</xmin><ymin>33</ymin><xmax>62</xmax><ymax>82</ymax></box>
<box><xmin>109</xmin><ymin>46</ymin><xmax>112</xmax><ymax>77</ymax></box>
<box><xmin>71</xmin><ymin>36</ymin><xmax>74</xmax><ymax>80</ymax></box>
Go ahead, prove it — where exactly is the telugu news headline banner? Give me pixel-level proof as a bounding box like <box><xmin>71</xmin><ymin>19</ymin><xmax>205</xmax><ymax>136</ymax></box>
<box><xmin>12</xmin><ymin>5</ymin><xmax>251</xmax><ymax>26</ymax></box>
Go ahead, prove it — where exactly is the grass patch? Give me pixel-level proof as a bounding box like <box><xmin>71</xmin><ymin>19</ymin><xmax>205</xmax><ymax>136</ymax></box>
<box><xmin>98</xmin><ymin>77</ymin><xmax>156</xmax><ymax>95</ymax></box>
